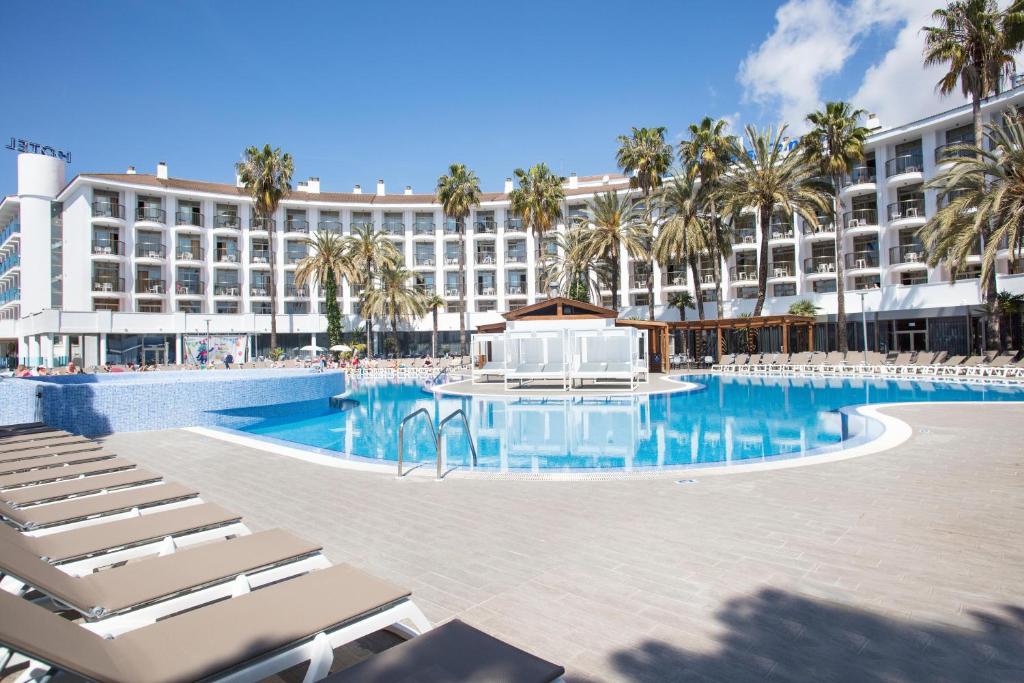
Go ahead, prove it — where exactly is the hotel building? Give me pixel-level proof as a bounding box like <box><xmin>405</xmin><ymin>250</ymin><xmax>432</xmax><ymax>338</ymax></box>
<box><xmin>2</xmin><ymin>87</ymin><xmax>1024</xmax><ymax>367</ymax></box>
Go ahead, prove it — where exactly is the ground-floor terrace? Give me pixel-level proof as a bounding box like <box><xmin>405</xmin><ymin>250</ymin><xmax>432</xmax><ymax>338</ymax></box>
<box><xmin>102</xmin><ymin>402</ymin><xmax>1024</xmax><ymax>682</ymax></box>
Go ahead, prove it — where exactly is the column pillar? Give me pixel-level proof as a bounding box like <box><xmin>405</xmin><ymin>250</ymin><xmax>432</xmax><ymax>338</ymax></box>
<box><xmin>99</xmin><ymin>333</ymin><xmax>108</xmax><ymax>365</ymax></box>
<box><xmin>174</xmin><ymin>333</ymin><xmax>182</xmax><ymax>365</ymax></box>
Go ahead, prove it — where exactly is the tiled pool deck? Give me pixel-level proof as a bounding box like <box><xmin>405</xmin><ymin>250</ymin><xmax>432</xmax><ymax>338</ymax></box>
<box><xmin>104</xmin><ymin>403</ymin><xmax>1024</xmax><ymax>682</ymax></box>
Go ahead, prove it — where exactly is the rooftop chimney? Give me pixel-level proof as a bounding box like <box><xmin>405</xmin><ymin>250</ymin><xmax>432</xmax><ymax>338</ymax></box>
<box><xmin>126</xmin><ymin>166</ymin><xmax>136</xmax><ymax>175</ymax></box>
<box><xmin>156</xmin><ymin>161</ymin><xmax>168</xmax><ymax>180</ymax></box>
<box><xmin>602</xmin><ymin>174</ymin><xmax>610</xmax><ymax>184</ymax></box>
<box><xmin>353</xmin><ymin>184</ymin><xmax>362</xmax><ymax>194</ymax></box>
<box><xmin>866</xmin><ymin>112</ymin><xmax>882</xmax><ymax>131</ymax></box>
<box><xmin>306</xmin><ymin>177</ymin><xmax>320</xmax><ymax>194</ymax></box>
<box><xmin>503</xmin><ymin>177</ymin><xmax>513</xmax><ymax>193</ymax></box>
<box><xmin>404</xmin><ymin>185</ymin><xmax>412</xmax><ymax>195</ymax></box>
<box><xmin>568</xmin><ymin>171</ymin><xmax>578</xmax><ymax>189</ymax></box>
<box><xmin>296</xmin><ymin>181</ymin><xmax>308</xmax><ymax>192</ymax></box>
<box><xmin>376</xmin><ymin>179</ymin><xmax>385</xmax><ymax>196</ymax></box>
<box><xmin>235</xmin><ymin>173</ymin><xmax>243</xmax><ymax>188</ymax></box>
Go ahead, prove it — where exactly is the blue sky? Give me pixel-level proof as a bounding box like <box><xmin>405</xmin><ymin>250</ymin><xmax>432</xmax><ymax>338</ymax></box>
<box><xmin>0</xmin><ymin>0</ymin><xmax>953</xmax><ymax>195</ymax></box>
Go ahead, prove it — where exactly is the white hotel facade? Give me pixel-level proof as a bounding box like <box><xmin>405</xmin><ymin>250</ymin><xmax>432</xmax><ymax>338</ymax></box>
<box><xmin>3</xmin><ymin>88</ymin><xmax>1024</xmax><ymax>367</ymax></box>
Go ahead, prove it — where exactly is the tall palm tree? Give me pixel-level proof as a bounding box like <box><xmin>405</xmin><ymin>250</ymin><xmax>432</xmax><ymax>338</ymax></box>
<box><xmin>678</xmin><ymin>117</ymin><xmax>737</xmax><ymax>319</ymax></box>
<box><xmin>423</xmin><ymin>294</ymin><xmax>446</xmax><ymax>358</ymax></box>
<box><xmin>669</xmin><ymin>290</ymin><xmax>695</xmax><ymax>321</ymax></box>
<box><xmin>541</xmin><ymin>222</ymin><xmax>606</xmax><ymax>302</ymax></box>
<box><xmin>436</xmin><ymin>164</ymin><xmax>481</xmax><ymax>355</ymax></box>
<box><xmin>363</xmin><ymin>265</ymin><xmax>426</xmax><ymax>356</ymax></box>
<box><xmin>616</xmin><ymin>127</ymin><xmax>673</xmax><ymax>318</ymax></box>
<box><xmin>576</xmin><ymin>191</ymin><xmax>646</xmax><ymax>307</ymax></box>
<box><xmin>717</xmin><ymin>125</ymin><xmax>831</xmax><ymax>316</ymax></box>
<box><xmin>508</xmin><ymin>163</ymin><xmax>565</xmax><ymax>250</ymax></box>
<box><xmin>343</xmin><ymin>224</ymin><xmax>401</xmax><ymax>357</ymax></box>
<box><xmin>294</xmin><ymin>232</ymin><xmax>350</xmax><ymax>354</ymax></box>
<box><xmin>920</xmin><ymin>114</ymin><xmax>1024</xmax><ymax>349</ymax></box>
<box><xmin>236</xmin><ymin>145</ymin><xmax>293</xmax><ymax>350</ymax></box>
<box><xmin>653</xmin><ymin>173</ymin><xmax>715</xmax><ymax>321</ymax></box>
<box><xmin>801</xmin><ymin>102</ymin><xmax>870</xmax><ymax>352</ymax></box>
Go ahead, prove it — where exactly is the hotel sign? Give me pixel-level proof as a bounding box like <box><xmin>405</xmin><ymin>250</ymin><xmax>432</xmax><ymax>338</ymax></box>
<box><xmin>6</xmin><ymin>137</ymin><xmax>71</xmax><ymax>163</ymax></box>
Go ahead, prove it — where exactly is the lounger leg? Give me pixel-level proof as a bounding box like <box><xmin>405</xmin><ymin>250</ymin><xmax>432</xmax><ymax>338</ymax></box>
<box><xmin>301</xmin><ymin>632</ymin><xmax>334</xmax><ymax>683</ymax></box>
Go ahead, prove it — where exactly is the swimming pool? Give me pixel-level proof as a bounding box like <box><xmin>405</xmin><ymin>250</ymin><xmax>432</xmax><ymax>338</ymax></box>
<box><xmin>208</xmin><ymin>374</ymin><xmax>1024</xmax><ymax>473</ymax></box>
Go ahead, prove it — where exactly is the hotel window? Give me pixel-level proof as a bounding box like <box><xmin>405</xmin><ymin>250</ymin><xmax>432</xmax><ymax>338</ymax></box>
<box><xmin>444</xmin><ymin>273</ymin><xmax>463</xmax><ymax>297</ymax></box>
<box><xmin>601</xmin><ymin>295</ymin><xmax>615</xmax><ymax>308</ymax></box>
<box><xmin>414</xmin><ymin>243</ymin><xmax>435</xmax><ymax>266</ymax></box>
<box><xmin>216</xmin><ymin>301</ymin><xmax>239</xmax><ymax>314</ymax></box>
<box><xmin>701</xmin><ymin>289</ymin><xmax>716</xmax><ymax>303</ymax></box>
<box><xmin>773</xmin><ymin>283</ymin><xmax>796</xmax><ymax>297</ymax></box>
<box><xmin>93</xmin><ymin>298</ymin><xmax>120</xmax><ymax>312</ymax></box>
<box><xmin>474</xmin><ymin>210</ymin><xmax>495</xmax><ymax>232</ymax></box>
<box><xmin>446</xmin><ymin>300</ymin><xmax>465</xmax><ymax>313</ymax></box>
<box><xmin>136</xmin><ymin>231</ymin><xmax>164</xmax><ymax>258</ymax></box>
<box><xmin>414</xmin><ymin>273</ymin><xmax>435</xmax><ymax>294</ymax></box>
<box><xmin>853</xmin><ymin>275</ymin><xmax>881</xmax><ymax>290</ymax></box>
<box><xmin>383</xmin><ymin>212</ymin><xmax>403</xmax><ymax>235</ymax></box>
<box><xmin>566</xmin><ymin>205</ymin><xmax>587</xmax><ymax>225</ymax></box>
<box><xmin>51</xmin><ymin>202</ymin><xmax>62</xmax><ymax>308</ymax></box>
<box><xmin>319</xmin><ymin>210</ymin><xmax>342</xmax><ymax>233</ymax></box>
<box><xmin>475</xmin><ymin>242</ymin><xmax>496</xmax><ymax>265</ymax></box>
<box><xmin>477</xmin><ymin>300</ymin><xmax>497</xmax><ymax>312</ymax></box>
<box><xmin>215</xmin><ymin>237</ymin><xmax>239</xmax><ymax>263</ymax></box>
<box><xmin>506</xmin><ymin>272</ymin><xmax>527</xmax><ymax>295</ymax></box>
<box><xmin>900</xmin><ymin>270</ymin><xmax>928</xmax><ymax>285</ymax></box>
<box><xmin>251</xmin><ymin>301</ymin><xmax>272</xmax><ymax>314</ymax></box>
<box><xmin>812</xmin><ymin>279</ymin><xmax>837</xmax><ymax>294</ymax></box>
<box><xmin>508</xmin><ymin>301</ymin><xmax>527</xmax><ymax>311</ymax></box>
<box><xmin>476</xmin><ymin>272</ymin><xmax>496</xmax><ymax>296</ymax></box>
<box><xmin>136</xmin><ymin>195</ymin><xmax>163</xmax><ymax>220</ymax></box>
<box><xmin>92</xmin><ymin>263</ymin><xmax>122</xmax><ymax>291</ymax></box>
<box><xmin>414</xmin><ymin>213</ymin><xmax>435</xmax><ymax>234</ymax></box>
<box><xmin>138</xmin><ymin>301</ymin><xmax>163</xmax><ymax>313</ymax></box>
<box><xmin>286</xmin><ymin>301</ymin><xmax>308</xmax><ymax>314</ymax></box>
<box><xmin>954</xmin><ymin>263</ymin><xmax>982</xmax><ymax>281</ymax></box>
<box><xmin>631</xmin><ymin>293</ymin><xmax>650</xmax><ymax>307</ymax></box>
<box><xmin>737</xmin><ymin>286</ymin><xmax>757</xmax><ymax>299</ymax></box>
<box><xmin>506</xmin><ymin>240</ymin><xmax>526</xmax><ymax>263</ymax></box>
<box><xmin>94</xmin><ymin>190</ymin><xmax>122</xmax><ymax>218</ymax></box>
<box><xmin>177</xmin><ymin>201</ymin><xmax>203</xmax><ymax>227</ymax></box>
<box><xmin>177</xmin><ymin>301</ymin><xmax>202</xmax><ymax>313</ymax></box>
<box><xmin>176</xmin><ymin>234</ymin><xmax>202</xmax><ymax>260</ymax></box>
<box><xmin>285</xmin><ymin>241</ymin><xmax>308</xmax><ymax>264</ymax></box>
<box><xmin>176</xmin><ymin>267</ymin><xmax>202</xmax><ymax>295</ymax></box>
<box><xmin>285</xmin><ymin>209</ymin><xmax>308</xmax><ymax>233</ymax></box>
<box><xmin>214</xmin><ymin>204</ymin><xmax>239</xmax><ymax>229</ymax></box>
<box><xmin>250</xmin><ymin>238</ymin><xmax>269</xmax><ymax>263</ymax></box>
<box><xmin>351</xmin><ymin>212</ymin><xmax>372</xmax><ymax>231</ymax></box>
<box><xmin>444</xmin><ymin>243</ymin><xmax>461</xmax><ymax>265</ymax></box>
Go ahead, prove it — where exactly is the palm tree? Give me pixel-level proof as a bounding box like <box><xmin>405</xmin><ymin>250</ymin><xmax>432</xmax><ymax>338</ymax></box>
<box><xmin>294</xmin><ymin>232</ymin><xmax>350</xmax><ymax>355</ymax></box>
<box><xmin>920</xmin><ymin>114</ymin><xmax>1024</xmax><ymax>348</ymax></box>
<box><xmin>541</xmin><ymin>223</ymin><xmax>606</xmax><ymax>302</ymax></box>
<box><xmin>678</xmin><ymin>117</ymin><xmax>737</xmax><ymax>319</ymax></box>
<box><xmin>653</xmin><ymin>173</ymin><xmax>715</xmax><ymax>321</ymax></box>
<box><xmin>788</xmin><ymin>299</ymin><xmax>821</xmax><ymax>316</ymax></box>
<box><xmin>423</xmin><ymin>294</ymin><xmax>446</xmax><ymax>358</ymax></box>
<box><xmin>436</xmin><ymin>164</ymin><xmax>481</xmax><ymax>355</ymax></box>
<box><xmin>668</xmin><ymin>290</ymin><xmax>695</xmax><ymax>321</ymax></box>
<box><xmin>801</xmin><ymin>102</ymin><xmax>870</xmax><ymax>352</ymax></box>
<box><xmin>363</xmin><ymin>265</ymin><xmax>426</xmax><ymax>356</ymax></box>
<box><xmin>508</xmin><ymin>163</ymin><xmax>565</xmax><ymax>250</ymax></box>
<box><xmin>343</xmin><ymin>224</ymin><xmax>402</xmax><ymax>357</ymax></box>
<box><xmin>576</xmin><ymin>191</ymin><xmax>646</xmax><ymax>307</ymax></box>
<box><xmin>717</xmin><ymin>125</ymin><xmax>831</xmax><ymax>316</ymax></box>
<box><xmin>617</xmin><ymin>127</ymin><xmax>673</xmax><ymax>319</ymax></box>
<box><xmin>236</xmin><ymin>145</ymin><xmax>293</xmax><ymax>350</ymax></box>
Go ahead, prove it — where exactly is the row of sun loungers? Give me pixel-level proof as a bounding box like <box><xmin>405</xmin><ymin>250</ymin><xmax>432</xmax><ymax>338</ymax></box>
<box><xmin>0</xmin><ymin>422</ymin><xmax>566</xmax><ymax>682</ymax></box>
<box><xmin>711</xmin><ymin>350</ymin><xmax>1024</xmax><ymax>379</ymax></box>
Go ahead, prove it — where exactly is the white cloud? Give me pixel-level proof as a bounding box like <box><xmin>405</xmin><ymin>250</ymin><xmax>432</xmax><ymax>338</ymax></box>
<box><xmin>738</xmin><ymin>0</ymin><xmax>968</xmax><ymax>131</ymax></box>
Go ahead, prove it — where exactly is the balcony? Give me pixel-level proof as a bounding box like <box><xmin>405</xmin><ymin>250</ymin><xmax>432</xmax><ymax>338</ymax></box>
<box><xmin>135</xmin><ymin>207</ymin><xmax>166</xmax><ymax>224</ymax></box>
<box><xmin>175</xmin><ymin>246</ymin><xmax>204</xmax><ymax>261</ymax></box>
<box><xmin>381</xmin><ymin>220</ymin><xmax>404</xmax><ymax>236</ymax></box>
<box><xmin>730</xmin><ymin>267</ymin><xmax>757</xmax><ymax>282</ymax></box>
<box><xmin>249</xmin><ymin>284</ymin><xmax>270</xmax><ymax>297</ymax></box>
<box><xmin>630</xmin><ymin>276</ymin><xmax>651</xmax><ymax>289</ymax></box>
<box><xmin>887</xmin><ymin>198</ymin><xmax>926</xmax><ymax>223</ymax></box>
<box><xmin>215</xmin><ymin>250</ymin><xmax>241</xmax><ymax>264</ymax></box>
<box><xmin>174</xmin><ymin>281</ymin><xmax>204</xmax><ymax>296</ymax></box>
<box><xmin>768</xmin><ymin>262</ymin><xmax>795</xmax><ymax>278</ymax></box>
<box><xmin>885</xmin><ymin>153</ymin><xmax>924</xmax><ymax>181</ymax></box>
<box><xmin>505</xmin><ymin>253</ymin><xmax>527</xmax><ymax>265</ymax></box>
<box><xmin>0</xmin><ymin>223</ymin><xmax>19</xmax><ymax>245</ymax></box>
<box><xmin>209</xmin><ymin>214</ymin><xmax>239</xmax><ymax>230</ymax></box>
<box><xmin>663</xmin><ymin>270</ymin><xmax>688</xmax><ymax>287</ymax></box>
<box><xmin>476</xmin><ymin>284</ymin><xmax>497</xmax><ymax>297</ymax></box>
<box><xmin>249</xmin><ymin>217</ymin><xmax>275</xmax><ymax>231</ymax></box>
<box><xmin>844</xmin><ymin>251</ymin><xmax>880</xmax><ymax>269</ymax></box>
<box><xmin>443</xmin><ymin>221</ymin><xmax>461</xmax><ymax>235</ymax></box>
<box><xmin>213</xmin><ymin>283</ymin><xmax>242</xmax><ymax>296</ymax></box>
<box><xmin>697</xmin><ymin>269</ymin><xmax>717</xmax><ymax>286</ymax></box>
<box><xmin>318</xmin><ymin>220</ymin><xmax>343</xmax><ymax>233</ymax></box>
<box><xmin>803</xmin><ymin>255</ymin><xmax>836</xmax><ymax>275</ymax></box>
<box><xmin>768</xmin><ymin>222</ymin><xmax>795</xmax><ymax>240</ymax></box>
<box><xmin>135</xmin><ymin>279</ymin><xmax>166</xmax><ymax>295</ymax></box>
<box><xmin>444</xmin><ymin>286</ymin><xmax>461</xmax><ymax>297</ymax></box>
<box><xmin>0</xmin><ymin>256</ymin><xmax>19</xmax><ymax>276</ymax></box>
<box><xmin>351</xmin><ymin>222</ymin><xmax>375</xmax><ymax>233</ymax></box>
<box><xmin>135</xmin><ymin>244</ymin><xmax>167</xmax><ymax>259</ymax></box>
<box><xmin>733</xmin><ymin>228</ymin><xmax>757</xmax><ymax>246</ymax></box>
<box><xmin>475</xmin><ymin>252</ymin><xmax>496</xmax><ymax>266</ymax></box>
<box><xmin>474</xmin><ymin>220</ymin><xmax>497</xmax><ymax>234</ymax></box>
<box><xmin>0</xmin><ymin>288</ymin><xmax>21</xmax><ymax>305</ymax></box>
<box><xmin>413</xmin><ymin>222</ymin><xmax>435</xmax><ymax>236</ymax></box>
<box><xmin>285</xmin><ymin>252</ymin><xmax>308</xmax><ymax>265</ymax></box>
<box><xmin>844</xmin><ymin>208</ymin><xmax>879</xmax><ymax>229</ymax></box>
<box><xmin>92</xmin><ymin>201</ymin><xmax>126</xmax><ymax>220</ymax></box>
<box><xmin>414</xmin><ymin>255</ymin><xmax>436</xmax><ymax>267</ymax></box>
<box><xmin>285</xmin><ymin>218</ymin><xmax>309</xmax><ymax>234</ymax></box>
<box><xmin>285</xmin><ymin>285</ymin><xmax>309</xmax><ymax>297</ymax></box>
<box><xmin>841</xmin><ymin>165</ymin><xmax>877</xmax><ymax>189</ymax></box>
<box><xmin>505</xmin><ymin>218</ymin><xmax>525</xmax><ymax>232</ymax></box>
<box><xmin>92</xmin><ymin>277</ymin><xmax>125</xmax><ymax>293</ymax></box>
<box><xmin>802</xmin><ymin>217</ymin><xmax>835</xmax><ymax>237</ymax></box>
<box><xmin>935</xmin><ymin>142</ymin><xmax>975</xmax><ymax>165</ymax></box>
<box><xmin>91</xmin><ymin>239</ymin><xmax>125</xmax><ymax>256</ymax></box>
<box><xmin>889</xmin><ymin>244</ymin><xmax>927</xmax><ymax>267</ymax></box>
<box><xmin>175</xmin><ymin>211</ymin><xmax>205</xmax><ymax>227</ymax></box>
<box><xmin>250</xmin><ymin>250</ymin><xmax>270</xmax><ymax>264</ymax></box>
<box><xmin>506</xmin><ymin>283</ymin><xmax>527</xmax><ymax>296</ymax></box>
<box><xmin>443</xmin><ymin>254</ymin><xmax>461</xmax><ymax>267</ymax></box>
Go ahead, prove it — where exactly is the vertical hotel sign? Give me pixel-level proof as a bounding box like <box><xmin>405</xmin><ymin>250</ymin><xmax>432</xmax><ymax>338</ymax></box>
<box><xmin>6</xmin><ymin>137</ymin><xmax>71</xmax><ymax>163</ymax></box>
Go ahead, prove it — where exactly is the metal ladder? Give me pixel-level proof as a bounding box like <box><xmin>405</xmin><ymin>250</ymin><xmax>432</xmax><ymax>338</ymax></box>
<box><xmin>396</xmin><ymin>407</ymin><xmax>478</xmax><ymax>480</ymax></box>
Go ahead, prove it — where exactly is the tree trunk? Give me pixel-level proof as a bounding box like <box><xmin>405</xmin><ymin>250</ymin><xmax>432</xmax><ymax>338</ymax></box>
<box><xmin>365</xmin><ymin>262</ymin><xmax>373</xmax><ymax>358</ymax></box>
<box><xmin>973</xmin><ymin>95</ymin><xmax>1002</xmax><ymax>349</ymax></box>
<box><xmin>689</xmin><ymin>256</ymin><xmax>705</xmax><ymax>320</ymax></box>
<box><xmin>266</xmin><ymin>210</ymin><xmax>278</xmax><ymax>351</ymax></box>
<box><xmin>431</xmin><ymin>308</ymin><xmax>438</xmax><ymax>358</ymax></box>
<box><xmin>833</xmin><ymin>174</ymin><xmax>848</xmax><ymax>352</ymax></box>
<box><xmin>710</xmin><ymin>199</ymin><xmax>724</xmax><ymax>320</ymax></box>
<box><xmin>647</xmin><ymin>257</ymin><xmax>655</xmax><ymax>320</ymax></box>
<box><xmin>459</xmin><ymin>217</ymin><xmax>467</xmax><ymax>357</ymax></box>
<box><xmin>391</xmin><ymin>312</ymin><xmax>399</xmax><ymax>356</ymax></box>
<box><xmin>325</xmin><ymin>268</ymin><xmax>342</xmax><ymax>354</ymax></box>
<box><xmin>753</xmin><ymin>204</ymin><xmax>771</xmax><ymax>316</ymax></box>
<box><xmin>611</xmin><ymin>245</ymin><xmax>620</xmax><ymax>311</ymax></box>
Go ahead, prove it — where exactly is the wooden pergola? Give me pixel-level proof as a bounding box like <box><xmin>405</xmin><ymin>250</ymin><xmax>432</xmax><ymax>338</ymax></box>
<box><xmin>670</xmin><ymin>314</ymin><xmax>816</xmax><ymax>356</ymax></box>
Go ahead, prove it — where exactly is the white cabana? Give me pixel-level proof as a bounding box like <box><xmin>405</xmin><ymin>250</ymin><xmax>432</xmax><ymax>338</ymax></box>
<box><xmin>504</xmin><ymin>330</ymin><xmax>569</xmax><ymax>390</ymax></box>
<box><xmin>471</xmin><ymin>333</ymin><xmax>508</xmax><ymax>384</ymax></box>
<box><xmin>569</xmin><ymin>328</ymin><xmax>645</xmax><ymax>389</ymax></box>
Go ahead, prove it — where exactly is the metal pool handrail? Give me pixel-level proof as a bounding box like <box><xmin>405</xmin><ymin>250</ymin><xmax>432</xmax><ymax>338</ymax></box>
<box><xmin>396</xmin><ymin>407</ymin><xmax>478</xmax><ymax>480</ymax></box>
<box><xmin>397</xmin><ymin>408</ymin><xmax>437</xmax><ymax>479</ymax></box>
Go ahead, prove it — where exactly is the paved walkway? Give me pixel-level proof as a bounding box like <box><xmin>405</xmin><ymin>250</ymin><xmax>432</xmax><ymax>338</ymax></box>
<box><xmin>104</xmin><ymin>403</ymin><xmax>1024</xmax><ymax>682</ymax></box>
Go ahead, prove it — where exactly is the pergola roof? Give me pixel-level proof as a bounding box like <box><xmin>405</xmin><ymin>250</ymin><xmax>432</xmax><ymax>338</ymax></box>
<box><xmin>670</xmin><ymin>314</ymin><xmax>815</xmax><ymax>331</ymax></box>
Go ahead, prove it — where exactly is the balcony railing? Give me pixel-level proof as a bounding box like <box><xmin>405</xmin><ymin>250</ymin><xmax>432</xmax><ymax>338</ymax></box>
<box><xmin>885</xmin><ymin>153</ymin><xmax>923</xmax><ymax>178</ymax></box>
<box><xmin>215</xmin><ymin>250</ymin><xmax>241</xmax><ymax>264</ymax></box>
<box><xmin>176</xmin><ymin>246</ymin><xmax>204</xmax><ymax>260</ymax></box>
<box><xmin>887</xmin><ymin>198</ymin><xmax>926</xmax><ymax>222</ymax></box>
<box><xmin>0</xmin><ymin>256</ymin><xmax>19</xmax><ymax>275</ymax></box>
<box><xmin>444</xmin><ymin>286</ymin><xmax>460</xmax><ymax>297</ymax></box>
<box><xmin>318</xmin><ymin>220</ymin><xmax>343</xmax><ymax>233</ymax></box>
<box><xmin>213</xmin><ymin>283</ymin><xmax>242</xmax><ymax>296</ymax></box>
<box><xmin>414</xmin><ymin>222</ymin><xmax>435</xmax><ymax>235</ymax></box>
<box><xmin>250</xmin><ymin>250</ymin><xmax>270</xmax><ymax>264</ymax></box>
<box><xmin>663</xmin><ymin>271</ymin><xmax>688</xmax><ymax>286</ymax></box>
<box><xmin>697</xmin><ymin>269</ymin><xmax>717</xmax><ymax>285</ymax></box>
<box><xmin>135</xmin><ymin>207</ymin><xmax>166</xmax><ymax>223</ymax></box>
<box><xmin>285</xmin><ymin>252</ymin><xmax>308</xmax><ymax>265</ymax></box>
<box><xmin>476</xmin><ymin>284</ymin><xmax>497</xmax><ymax>296</ymax></box>
<box><xmin>351</xmin><ymin>222</ymin><xmax>374</xmax><ymax>232</ymax></box>
<box><xmin>443</xmin><ymin>254</ymin><xmax>461</xmax><ymax>266</ymax></box>
<box><xmin>505</xmin><ymin>252</ymin><xmax>527</xmax><ymax>264</ymax></box>
<box><xmin>474</xmin><ymin>220</ymin><xmax>497</xmax><ymax>234</ymax></box>
<box><xmin>382</xmin><ymin>220</ymin><xmax>404</xmax><ymax>236</ymax></box>
<box><xmin>175</xmin><ymin>281</ymin><xmax>204</xmax><ymax>295</ymax></box>
<box><xmin>730</xmin><ymin>267</ymin><xmax>757</xmax><ymax>281</ymax></box>
<box><xmin>285</xmin><ymin>285</ymin><xmax>309</xmax><ymax>297</ymax></box>
<box><xmin>175</xmin><ymin>211</ymin><xmax>205</xmax><ymax>227</ymax></box>
<box><xmin>475</xmin><ymin>252</ymin><xmax>496</xmax><ymax>266</ymax></box>
<box><xmin>803</xmin><ymin>255</ymin><xmax>836</xmax><ymax>274</ymax></box>
<box><xmin>414</xmin><ymin>255</ymin><xmax>435</xmax><ymax>267</ymax></box>
<box><xmin>92</xmin><ymin>277</ymin><xmax>125</xmax><ymax>293</ymax></box>
<box><xmin>249</xmin><ymin>283</ymin><xmax>271</xmax><ymax>297</ymax></box>
<box><xmin>135</xmin><ymin>279</ymin><xmax>166</xmax><ymax>294</ymax></box>
<box><xmin>92</xmin><ymin>201</ymin><xmax>125</xmax><ymax>219</ymax></box>
<box><xmin>0</xmin><ymin>288</ymin><xmax>20</xmax><ymax>304</ymax></box>
<box><xmin>769</xmin><ymin>262</ymin><xmax>795</xmax><ymax>278</ymax></box>
<box><xmin>844</xmin><ymin>208</ymin><xmax>878</xmax><ymax>228</ymax></box>
<box><xmin>733</xmin><ymin>229</ymin><xmax>757</xmax><ymax>245</ymax></box>
<box><xmin>844</xmin><ymin>251</ymin><xmax>880</xmax><ymax>269</ymax></box>
<box><xmin>889</xmin><ymin>244</ymin><xmax>926</xmax><ymax>265</ymax></box>
<box><xmin>935</xmin><ymin>142</ymin><xmax>975</xmax><ymax>164</ymax></box>
<box><xmin>802</xmin><ymin>217</ymin><xmax>835</xmax><ymax>235</ymax></box>
<box><xmin>768</xmin><ymin>222</ymin><xmax>794</xmax><ymax>239</ymax></box>
<box><xmin>505</xmin><ymin>218</ymin><xmax>525</xmax><ymax>232</ymax></box>
<box><xmin>91</xmin><ymin>239</ymin><xmax>125</xmax><ymax>256</ymax></box>
<box><xmin>443</xmin><ymin>221</ymin><xmax>461</xmax><ymax>235</ymax></box>
<box><xmin>285</xmin><ymin>218</ymin><xmax>309</xmax><ymax>233</ymax></box>
<box><xmin>135</xmin><ymin>244</ymin><xmax>166</xmax><ymax>258</ymax></box>
<box><xmin>0</xmin><ymin>223</ymin><xmax>19</xmax><ymax>245</ymax></box>
<box><xmin>249</xmin><ymin>217</ymin><xmax>275</xmax><ymax>231</ymax></box>
<box><xmin>842</xmin><ymin>165</ymin><xmax>876</xmax><ymax>187</ymax></box>
<box><xmin>506</xmin><ymin>283</ymin><xmax>526</xmax><ymax>295</ymax></box>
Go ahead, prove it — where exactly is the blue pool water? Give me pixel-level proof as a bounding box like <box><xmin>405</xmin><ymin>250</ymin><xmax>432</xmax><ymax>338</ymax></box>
<box><xmin>214</xmin><ymin>375</ymin><xmax>1024</xmax><ymax>472</ymax></box>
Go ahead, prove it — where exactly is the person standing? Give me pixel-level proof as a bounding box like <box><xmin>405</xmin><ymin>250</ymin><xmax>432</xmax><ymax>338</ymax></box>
<box><xmin>224</xmin><ymin>353</ymin><xmax>234</xmax><ymax>370</ymax></box>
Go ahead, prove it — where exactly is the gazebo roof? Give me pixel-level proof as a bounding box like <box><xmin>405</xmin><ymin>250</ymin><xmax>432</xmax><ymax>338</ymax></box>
<box><xmin>501</xmin><ymin>297</ymin><xmax>618</xmax><ymax>321</ymax></box>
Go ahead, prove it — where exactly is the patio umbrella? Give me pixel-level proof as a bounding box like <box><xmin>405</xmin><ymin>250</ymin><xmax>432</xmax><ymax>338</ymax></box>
<box><xmin>329</xmin><ymin>344</ymin><xmax>351</xmax><ymax>352</ymax></box>
<box><xmin>299</xmin><ymin>345</ymin><xmax>325</xmax><ymax>354</ymax></box>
